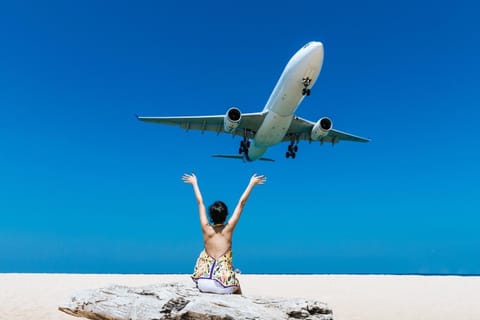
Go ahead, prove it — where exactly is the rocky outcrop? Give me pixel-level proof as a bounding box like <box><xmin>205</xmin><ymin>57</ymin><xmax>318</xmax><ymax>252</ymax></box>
<box><xmin>59</xmin><ymin>282</ymin><xmax>333</xmax><ymax>320</ymax></box>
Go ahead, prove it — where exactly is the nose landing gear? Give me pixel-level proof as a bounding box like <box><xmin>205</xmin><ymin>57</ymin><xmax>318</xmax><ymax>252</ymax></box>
<box><xmin>302</xmin><ymin>77</ymin><xmax>312</xmax><ymax>96</ymax></box>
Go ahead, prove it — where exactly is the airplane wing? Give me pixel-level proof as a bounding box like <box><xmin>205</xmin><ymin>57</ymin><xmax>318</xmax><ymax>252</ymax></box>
<box><xmin>137</xmin><ymin>112</ymin><xmax>266</xmax><ymax>139</ymax></box>
<box><xmin>283</xmin><ymin>116</ymin><xmax>370</xmax><ymax>144</ymax></box>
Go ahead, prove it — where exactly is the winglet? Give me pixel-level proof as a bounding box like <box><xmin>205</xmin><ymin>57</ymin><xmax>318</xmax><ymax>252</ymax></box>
<box><xmin>136</xmin><ymin>114</ymin><xmax>149</xmax><ymax>122</ymax></box>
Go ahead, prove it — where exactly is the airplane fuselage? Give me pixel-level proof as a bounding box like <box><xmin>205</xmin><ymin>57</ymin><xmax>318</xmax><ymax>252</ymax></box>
<box><xmin>247</xmin><ymin>42</ymin><xmax>324</xmax><ymax>161</ymax></box>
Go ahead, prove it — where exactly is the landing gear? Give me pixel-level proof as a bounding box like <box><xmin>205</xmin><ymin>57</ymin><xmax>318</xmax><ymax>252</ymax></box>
<box><xmin>239</xmin><ymin>139</ymin><xmax>250</xmax><ymax>154</ymax></box>
<box><xmin>302</xmin><ymin>77</ymin><xmax>312</xmax><ymax>96</ymax></box>
<box><xmin>286</xmin><ymin>150</ymin><xmax>296</xmax><ymax>159</ymax></box>
<box><xmin>285</xmin><ymin>135</ymin><xmax>298</xmax><ymax>159</ymax></box>
<box><xmin>239</xmin><ymin>130</ymin><xmax>250</xmax><ymax>155</ymax></box>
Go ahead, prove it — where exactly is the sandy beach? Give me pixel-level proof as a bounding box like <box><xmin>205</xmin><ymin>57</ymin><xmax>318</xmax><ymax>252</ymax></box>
<box><xmin>1</xmin><ymin>273</ymin><xmax>479</xmax><ymax>320</ymax></box>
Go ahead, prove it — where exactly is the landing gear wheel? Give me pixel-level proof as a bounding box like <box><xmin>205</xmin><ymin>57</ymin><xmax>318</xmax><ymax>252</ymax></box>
<box><xmin>286</xmin><ymin>135</ymin><xmax>299</xmax><ymax>159</ymax></box>
<box><xmin>285</xmin><ymin>141</ymin><xmax>298</xmax><ymax>159</ymax></box>
<box><xmin>239</xmin><ymin>138</ymin><xmax>250</xmax><ymax>155</ymax></box>
<box><xmin>286</xmin><ymin>151</ymin><xmax>296</xmax><ymax>159</ymax></box>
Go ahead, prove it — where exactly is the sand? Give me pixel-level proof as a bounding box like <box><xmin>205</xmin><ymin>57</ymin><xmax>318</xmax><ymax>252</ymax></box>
<box><xmin>0</xmin><ymin>273</ymin><xmax>479</xmax><ymax>320</ymax></box>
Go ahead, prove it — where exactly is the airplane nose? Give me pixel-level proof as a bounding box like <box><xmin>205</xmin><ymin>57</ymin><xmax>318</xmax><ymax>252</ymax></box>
<box><xmin>313</xmin><ymin>42</ymin><xmax>323</xmax><ymax>53</ymax></box>
<box><xmin>309</xmin><ymin>42</ymin><xmax>324</xmax><ymax>61</ymax></box>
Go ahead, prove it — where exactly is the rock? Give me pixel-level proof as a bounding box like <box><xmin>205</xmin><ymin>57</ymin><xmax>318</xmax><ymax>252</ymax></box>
<box><xmin>59</xmin><ymin>282</ymin><xmax>333</xmax><ymax>320</ymax></box>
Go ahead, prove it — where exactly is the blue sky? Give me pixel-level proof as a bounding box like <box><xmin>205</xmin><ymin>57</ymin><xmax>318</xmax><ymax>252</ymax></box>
<box><xmin>1</xmin><ymin>0</ymin><xmax>479</xmax><ymax>274</ymax></box>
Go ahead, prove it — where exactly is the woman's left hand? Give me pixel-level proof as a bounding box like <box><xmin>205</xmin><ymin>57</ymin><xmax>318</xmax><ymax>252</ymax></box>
<box><xmin>249</xmin><ymin>173</ymin><xmax>266</xmax><ymax>186</ymax></box>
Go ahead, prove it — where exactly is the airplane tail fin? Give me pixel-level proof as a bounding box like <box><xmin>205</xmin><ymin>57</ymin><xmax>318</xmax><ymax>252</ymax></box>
<box><xmin>212</xmin><ymin>154</ymin><xmax>275</xmax><ymax>162</ymax></box>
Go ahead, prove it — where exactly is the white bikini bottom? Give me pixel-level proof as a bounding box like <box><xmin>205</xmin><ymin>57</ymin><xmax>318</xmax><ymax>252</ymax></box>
<box><xmin>197</xmin><ymin>278</ymin><xmax>237</xmax><ymax>294</ymax></box>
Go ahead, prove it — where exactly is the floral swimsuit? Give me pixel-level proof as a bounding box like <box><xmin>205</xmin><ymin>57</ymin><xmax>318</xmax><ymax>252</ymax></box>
<box><xmin>191</xmin><ymin>249</ymin><xmax>239</xmax><ymax>288</ymax></box>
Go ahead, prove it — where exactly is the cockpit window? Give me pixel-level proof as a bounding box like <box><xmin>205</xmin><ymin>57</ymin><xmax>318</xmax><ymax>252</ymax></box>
<box><xmin>303</xmin><ymin>42</ymin><xmax>313</xmax><ymax>49</ymax></box>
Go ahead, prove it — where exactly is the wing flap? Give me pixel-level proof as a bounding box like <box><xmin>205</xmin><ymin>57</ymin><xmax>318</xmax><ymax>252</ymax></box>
<box><xmin>283</xmin><ymin>116</ymin><xmax>370</xmax><ymax>144</ymax></box>
<box><xmin>136</xmin><ymin>112</ymin><xmax>266</xmax><ymax>138</ymax></box>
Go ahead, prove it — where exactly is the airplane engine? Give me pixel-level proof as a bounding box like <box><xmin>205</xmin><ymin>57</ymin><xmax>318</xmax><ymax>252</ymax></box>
<box><xmin>224</xmin><ymin>107</ymin><xmax>242</xmax><ymax>133</ymax></box>
<box><xmin>311</xmin><ymin>117</ymin><xmax>332</xmax><ymax>140</ymax></box>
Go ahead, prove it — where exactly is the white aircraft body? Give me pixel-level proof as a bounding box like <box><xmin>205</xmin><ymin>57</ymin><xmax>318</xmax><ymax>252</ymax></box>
<box><xmin>138</xmin><ymin>41</ymin><xmax>369</xmax><ymax>161</ymax></box>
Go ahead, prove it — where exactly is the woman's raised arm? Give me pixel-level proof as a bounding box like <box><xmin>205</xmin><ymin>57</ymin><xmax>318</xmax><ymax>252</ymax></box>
<box><xmin>182</xmin><ymin>173</ymin><xmax>209</xmax><ymax>228</ymax></box>
<box><xmin>225</xmin><ymin>173</ymin><xmax>266</xmax><ymax>232</ymax></box>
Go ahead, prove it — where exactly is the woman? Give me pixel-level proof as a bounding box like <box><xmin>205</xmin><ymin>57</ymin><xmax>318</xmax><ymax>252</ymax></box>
<box><xmin>182</xmin><ymin>172</ymin><xmax>266</xmax><ymax>294</ymax></box>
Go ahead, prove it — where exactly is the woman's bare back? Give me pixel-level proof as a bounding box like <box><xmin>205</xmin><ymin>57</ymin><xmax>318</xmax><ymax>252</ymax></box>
<box><xmin>203</xmin><ymin>225</ymin><xmax>232</xmax><ymax>258</ymax></box>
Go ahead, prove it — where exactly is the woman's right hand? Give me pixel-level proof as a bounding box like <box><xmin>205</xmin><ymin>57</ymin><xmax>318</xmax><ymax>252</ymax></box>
<box><xmin>182</xmin><ymin>173</ymin><xmax>198</xmax><ymax>185</ymax></box>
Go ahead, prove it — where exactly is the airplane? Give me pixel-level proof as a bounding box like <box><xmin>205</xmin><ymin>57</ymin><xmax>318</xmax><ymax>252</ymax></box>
<box><xmin>137</xmin><ymin>41</ymin><xmax>370</xmax><ymax>161</ymax></box>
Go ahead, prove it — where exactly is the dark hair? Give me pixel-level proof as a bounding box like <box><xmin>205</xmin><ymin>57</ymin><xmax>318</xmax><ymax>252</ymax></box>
<box><xmin>208</xmin><ymin>201</ymin><xmax>228</xmax><ymax>224</ymax></box>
